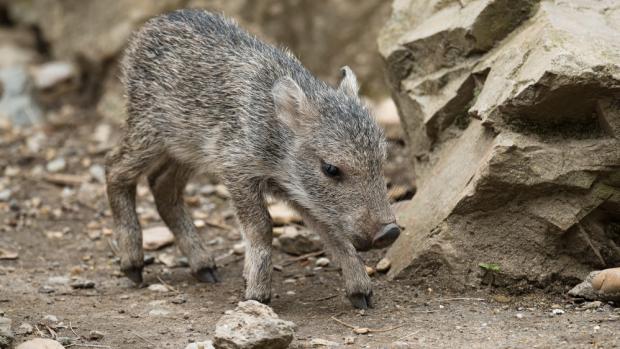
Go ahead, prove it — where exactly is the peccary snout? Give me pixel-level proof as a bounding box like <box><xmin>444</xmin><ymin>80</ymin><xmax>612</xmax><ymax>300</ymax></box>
<box><xmin>373</xmin><ymin>223</ymin><xmax>400</xmax><ymax>249</ymax></box>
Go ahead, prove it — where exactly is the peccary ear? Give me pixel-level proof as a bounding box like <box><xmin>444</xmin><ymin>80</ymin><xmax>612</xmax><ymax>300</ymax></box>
<box><xmin>338</xmin><ymin>66</ymin><xmax>359</xmax><ymax>97</ymax></box>
<box><xmin>272</xmin><ymin>76</ymin><xmax>311</xmax><ymax>131</ymax></box>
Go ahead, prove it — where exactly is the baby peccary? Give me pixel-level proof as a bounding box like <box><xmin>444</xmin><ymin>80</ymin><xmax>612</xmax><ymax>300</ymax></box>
<box><xmin>105</xmin><ymin>9</ymin><xmax>400</xmax><ymax>309</ymax></box>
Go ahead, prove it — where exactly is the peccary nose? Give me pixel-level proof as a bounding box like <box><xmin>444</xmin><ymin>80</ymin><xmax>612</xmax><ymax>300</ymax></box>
<box><xmin>372</xmin><ymin>223</ymin><xmax>400</xmax><ymax>249</ymax></box>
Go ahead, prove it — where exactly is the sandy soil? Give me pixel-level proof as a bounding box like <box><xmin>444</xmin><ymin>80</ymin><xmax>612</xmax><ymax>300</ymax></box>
<box><xmin>0</xmin><ymin>117</ymin><xmax>618</xmax><ymax>349</ymax></box>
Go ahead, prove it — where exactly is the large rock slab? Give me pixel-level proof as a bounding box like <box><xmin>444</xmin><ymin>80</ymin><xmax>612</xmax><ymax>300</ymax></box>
<box><xmin>214</xmin><ymin>300</ymin><xmax>295</xmax><ymax>349</ymax></box>
<box><xmin>380</xmin><ymin>0</ymin><xmax>620</xmax><ymax>289</ymax></box>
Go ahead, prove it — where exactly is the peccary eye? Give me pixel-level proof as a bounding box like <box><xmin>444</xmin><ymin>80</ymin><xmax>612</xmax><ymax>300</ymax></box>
<box><xmin>321</xmin><ymin>161</ymin><xmax>341</xmax><ymax>178</ymax></box>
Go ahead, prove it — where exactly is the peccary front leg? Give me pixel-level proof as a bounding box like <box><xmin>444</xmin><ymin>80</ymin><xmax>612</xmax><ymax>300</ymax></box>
<box><xmin>227</xmin><ymin>179</ymin><xmax>273</xmax><ymax>303</ymax></box>
<box><xmin>300</xmin><ymin>211</ymin><xmax>373</xmax><ymax>309</ymax></box>
<box><xmin>148</xmin><ymin>160</ymin><xmax>218</xmax><ymax>283</ymax></box>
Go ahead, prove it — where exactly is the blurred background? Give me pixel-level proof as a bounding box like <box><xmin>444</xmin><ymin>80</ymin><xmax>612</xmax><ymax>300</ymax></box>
<box><xmin>0</xmin><ymin>0</ymin><xmax>395</xmax><ymax>126</ymax></box>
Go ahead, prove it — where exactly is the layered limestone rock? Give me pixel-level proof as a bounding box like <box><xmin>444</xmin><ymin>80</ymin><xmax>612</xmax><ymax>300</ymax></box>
<box><xmin>380</xmin><ymin>0</ymin><xmax>620</xmax><ymax>289</ymax></box>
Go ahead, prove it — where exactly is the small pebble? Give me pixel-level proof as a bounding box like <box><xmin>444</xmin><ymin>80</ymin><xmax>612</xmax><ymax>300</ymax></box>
<box><xmin>43</xmin><ymin>314</ymin><xmax>58</xmax><ymax>323</ymax></box>
<box><xmin>376</xmin><ymin>257</ymin><xmax>391</xmax><ymax>272</ymax></box>
<box><xmin>315</xmin><ymin>257</ymin><xmax>330</xmax><ymax>267</ymax></box>
<box><xmin>194</xmin><ymin>219</ymin><xmax>206</xmax><ymax>228</ymax></box>
<box><xmin>149</xmin><ymin>308</ymin><xmax>171</xmax><ymax>316</ymax></box>
<box><xmin>309</xmin><ymin>338</ymin><xmax>340</xmax><ymax>347</ymax></box>
<box><xmin>550</xmin><ymin>308</ymin><xmax>565</xmax><ymax>316</ymax></box>
<box><xmin>233</xmin><ymin>242</ymin><xmax>245</xmax><ymax>255</ymax></box>
<box><xmin>70</xmin><ymin>278</ymin><xmax>95</xmax><ymax>289</ymax></box>
<box><xmin>582</xmin><ymin>301</ymin><xmax>602</xmax><ymax>310</ymax></box>
<box><xmin>17</xmin><ymin>322</ymin><xmax>33</xmax><ymax>335</ymax></box>
<box><xmin>515</xmin><ymin>313</ymin><xmax>524</xmax><ymax>319</ymax></box>
<box><xmin>46</xmin><ymin>157</ymin><xmax>66</xmax><ymax>172</ymax></box>
<box><xmin>89</xmin><ymin>164</ymin><xmax>106</xmax><ymax>183</ymax></box>
<box><xmin>148</xmin><ymin>284</ymin><xmax>169</xmax><ymax>293</ymax></box>
<box><xmin>89</xmin><ymin>330</ymin><xmax>104</xmax><ymax>340</ymax></box>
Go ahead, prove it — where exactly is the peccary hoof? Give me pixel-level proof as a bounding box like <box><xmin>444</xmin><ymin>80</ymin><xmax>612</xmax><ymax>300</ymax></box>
<box><xmin>195</xmin><ymin>267</ymin><xmax>220</xmax><ymax>283</ymax></box>
<box><xmin>122</xmin><ymin>266</ymin><xmax>144</xmax><ymax>285</ymax></box>
<box><xmin>348</xmin><ymin>292</ymin><xmax>373</xmax><ymax>309</ymax></box>
<box><xmin>256</xmin><ymin>296</ymin><xmax>271</xmax><ymax>305</ymax></box>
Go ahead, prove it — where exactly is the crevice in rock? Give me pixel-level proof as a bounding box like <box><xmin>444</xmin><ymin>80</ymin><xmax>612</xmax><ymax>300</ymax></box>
<box><xmin>498</xmin><ymin>73</ymin><xmax>620</xmax><ymax>140</ymax></box>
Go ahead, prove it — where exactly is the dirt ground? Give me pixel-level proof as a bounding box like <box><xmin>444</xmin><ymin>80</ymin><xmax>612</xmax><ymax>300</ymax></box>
<box><xmin>1</xmin><ymin>115</ymin><xmax>619</xmax><ymax>349</ymax></box>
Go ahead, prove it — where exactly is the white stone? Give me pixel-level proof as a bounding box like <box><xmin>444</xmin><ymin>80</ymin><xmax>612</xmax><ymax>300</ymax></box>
<box><xmin>214</xmin><ymin>300</ymin><xmax>295</xmax><ymax>349</ymax></box>
<box><xmin>16</xmin><ymin>338</ymin><xmax>65</xmax><ymax>349</ymax></box>
<box><xmin>147</xmin><ymin>284</ymin><xmax>169</xmax><ymax>293</ymax></box>
<box><xmin>184</xmin><ymin>341</ymin><xmax>215</xmax><ymax>349</ymax></box>
<box><xmin>315</xmin><ymin>257</ymin><xmax>330</xmax><ymax>267</ymax></box>
<box><xmin>142</xmin><ymin>226</ymin><xmax>174</xmax><ymax>251</ymax></box>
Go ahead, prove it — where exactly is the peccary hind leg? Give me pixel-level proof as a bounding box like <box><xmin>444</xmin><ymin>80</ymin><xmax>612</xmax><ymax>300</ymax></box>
<box><xmin>148</xmin><ymin>160</ymin><xmax>218</xmax><ymax>283</ymax></box>
<box><xmin>105</xmin><ymin>145</ymin><xmax>153</xmax><ymax>284</ymax></box>
<box><xmin>228</xmin><ymin>179</ymin><xmax>273</xmax><ymax>303</ymax></box>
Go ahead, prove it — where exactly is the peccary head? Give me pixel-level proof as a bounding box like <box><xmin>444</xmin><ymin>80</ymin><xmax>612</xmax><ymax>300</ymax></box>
<box><xmin>273</xmin><ymin>67</ymin><xmax>399</xmax><ymax>251</ymax></box>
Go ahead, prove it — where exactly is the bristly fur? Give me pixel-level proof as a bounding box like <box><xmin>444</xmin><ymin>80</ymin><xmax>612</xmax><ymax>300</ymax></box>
<box><xmin>106</xmin><ymin>9</ymin><xmax>394</xmax><ymax>309</ymax></box>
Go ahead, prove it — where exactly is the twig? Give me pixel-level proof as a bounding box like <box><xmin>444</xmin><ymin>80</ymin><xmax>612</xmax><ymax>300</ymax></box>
<box><xmin>330</xmin><ymin>316</ymin><xmax>405</xmax><ymax>333</ymax></box>
<box><xmin>69</xmin><ymin>321</ymin><xmax>81</xmax><ymax>339</ymax></box>
<box><xmin>131</xmin><ymin>331</ymin><xmax>156</xmax><ymax>347</ymax></box>
<box><xmin>107</xmin><ymin>239</ymin><xmax>119</xmax><ymax>257</ymax></box>
<box><xmin>331</xmin><ymin>316</ymin><xmax>356</xmax><ymax>329</ymax></box>
<box><xmin>396</xmin><ymin>330</ymin><xmax>420</xmax><ymax>342</ymax></box>
<box><xmin>43</xmin><ymin>173</ymin><xmax>89</xmax><ymax>186</ymax></box>
<box><xmin>367</xmin><ymin>324</ymin><xmax>406</xmax><ymax>333</ymax></box>
<box><xmin>311</xmin><ymin>294</ymin><xmax>338</xmax><ymax>302</ymax></box>
<box><xmin>205</xmin><ymin>220</ymin><xmax>234</xmax><ymax>231</ymax></box>
<box><xmin>46</xmin><ymin>325</ymin><xmax>57</xmax><ymax>339</ymax></box>
<box><xmin>34</xmin><ymin>324</ymin><xmax>46</xmax><ymax>337</ymax></box>
<box><xmin>282</xmin><ymin>250</ymin><xmax>324</xmax><ymax>266</ymax></box>
<box><xmin>215</xmin><ymin>251</ymin><xmax>234</xmax><ymax>262</ymax></box>
<box><xmin>430</xmin><ymin>297</ymin><xmax>485</xmax><ymax>302</ymax></box>
<box><xmin>157</xmin><ymin>276</ymin><xmax>179</xmax><ymax>293</ymax></box>
<box><xmin>578</xmin><ymin>224</ymin><xmax>606</xmax><ymax>266</ymax></box>
<box><xmin>215</xmin><ymin>251</ymin><xmax>243</xmax><ymax>266</ymax></box>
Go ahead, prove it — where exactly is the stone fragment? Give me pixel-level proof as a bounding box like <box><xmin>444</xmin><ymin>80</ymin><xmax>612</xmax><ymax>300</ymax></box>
<box><xmin>0</xmin><ymin>316</ymin><xmax>12</xmax><ymax>349</ymax></box>
<box><xmin>277</xmin><ymin>226</ymin><xmax>322</xmax><ymax>256</ymax></box>
<box><xmin>591</xmin><ymin>267</ymin><xmax>620</xmax><ymax>294</ymax></box>
<box><xmin>46</xmin><ymin>158</ymin><xmax>66</xmax><ymax>173</ymax></box>
<box><xmin>15</xmin><ymin>338</ymin><xmax>65</xmax><ymax>349</ymax></box>
<box><xmin>233</xmin><ymin>243</ymin><xmax>245</xmax><ymax>255</ymax></box>
<box><xmin>0</xmin><ymin>67</ymin><xmax>43</xmax><ymax>126</ymax></box>
<box><xmin>375</xmin><ymin>258</ymin><xmax>391</xmax><ymax>273</ymax></box>
<box><xmin>69</xmin><ymin>278</ymin><xmax>95</xmax><ymax>289</ymax></box>
<box><xmin>88</xmin><ymin>330</ymin><xmax>104</xmax><ymax>340</ymax></box>
<box><xmin>569</xmin><ymin>269</ymin><xmax>620</xmax><ymax>302</ymax></box>
<box><xmin>148</xmin><ymin>284</ymin><xmax>169</xmax><ymax>293</ymax></box>
<box><xmin>0</xmin><ymin>248</ymin><xmax>18</xmax><ymax>260</ymax></box>
<box><xmin>142</xmin><ymin>226</ymin><xmax>175</xmax><ymax>251</ymax></box>
<box><xmin>214</xmin><ymin>300</ymin><xmax>295</xmax><ymax>349</ymax></box>
<box><xmin>185</xmin><ymin>341</ymin><xmax>215</xmax><ymax>349</ymax></box>
<box><xmin>31</xmin><ymin>61</ymin><xmax>77</xmax><ymax>90</ymax></box>
<box><xmin>309</xmin><ymin>338</ymin><xmax>340</xmax><ymax>347</ymax></box>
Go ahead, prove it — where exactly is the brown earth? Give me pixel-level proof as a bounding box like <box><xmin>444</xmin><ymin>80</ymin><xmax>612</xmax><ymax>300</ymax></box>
<box><xmin>0</xmin><ymin>117</ymin><xmax>618</xmax><ymax>349</ymax></box>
